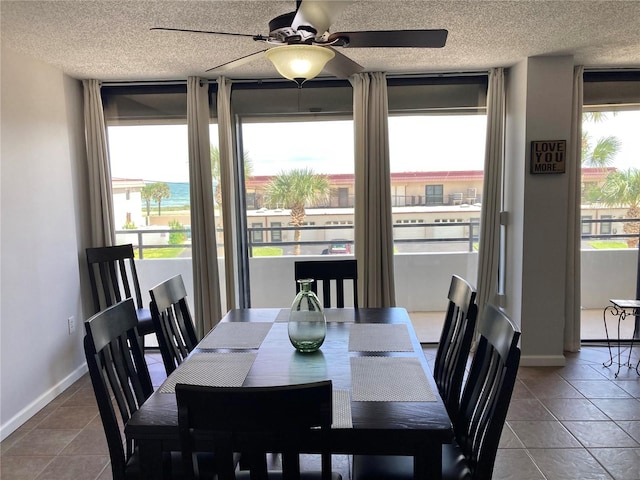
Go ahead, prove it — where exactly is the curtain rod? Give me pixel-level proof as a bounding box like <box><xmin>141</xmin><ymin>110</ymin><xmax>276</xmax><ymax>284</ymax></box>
<box><xmin>102</xmin><ymin>70</ymin><xmax>491</xmax><ymax>88</ymax></box>
<box><xmin>100</xmin><ymin>67</ymin><xmax>640</xmax><ymax>88</ymax></box>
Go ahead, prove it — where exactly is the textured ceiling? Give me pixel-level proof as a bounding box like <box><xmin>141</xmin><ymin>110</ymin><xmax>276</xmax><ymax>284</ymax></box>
<box><xmin>2</xmin><ymin>0</ymin><xmax>640</xmax><ymax>82</ymax></box>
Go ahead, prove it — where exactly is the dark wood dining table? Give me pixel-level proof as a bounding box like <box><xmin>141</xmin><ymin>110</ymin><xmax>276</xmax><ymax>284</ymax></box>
<box><xmin>125</xmin><ymin>307</ymin><xmax>453</xmax><ymax>479</ymax></box>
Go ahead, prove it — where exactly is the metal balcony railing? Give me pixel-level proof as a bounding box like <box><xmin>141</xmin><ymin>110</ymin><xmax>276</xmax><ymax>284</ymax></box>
<box><xmin>116</xmin><ymin>217</ymin><xmax>639</xmax><ymax>259</ymax></box>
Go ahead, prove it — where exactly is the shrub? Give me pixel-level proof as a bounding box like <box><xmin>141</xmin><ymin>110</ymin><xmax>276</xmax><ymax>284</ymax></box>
<box><xmin>169</xmin><ymin>220</ymin><xmax>187</xmax><ymax>245</ymax></box>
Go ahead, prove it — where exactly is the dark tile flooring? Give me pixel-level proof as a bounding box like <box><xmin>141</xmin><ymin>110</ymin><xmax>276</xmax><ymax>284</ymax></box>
<box><xmin>1</xmin><ymin>346</ymin><xmax>639</xmax><ymax>480</ymax></box>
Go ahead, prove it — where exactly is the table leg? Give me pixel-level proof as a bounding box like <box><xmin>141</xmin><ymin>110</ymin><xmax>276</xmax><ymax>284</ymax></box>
<box><xmin>137</xmin><ymin>439</ymin><xmax>164</xmax><ymax>479</ymax></box>
<box><xmin>603</xmin><ymin>305</ymin><xmax>640</xmax><ymax>377</ymax></box>
<box><xmin>414</xmin><ymin>443</ymin><xmax>442</xmax><ymax>480</ymax></box>
<box><xmin>603</xmin><ymin>306</ymin><xmax>617</xmax><ymax>370</ymax></box>
<box><xmin>630</xmin><ymin>312</ymin><xmax>640</xmax><ymax>376</ymax></box>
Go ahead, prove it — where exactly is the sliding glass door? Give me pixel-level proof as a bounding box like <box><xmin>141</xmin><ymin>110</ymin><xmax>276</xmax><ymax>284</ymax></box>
<box><xmin>580</xmin><ymin>72</ymin><xmax>640</xmax><ymax>340</ymax></box>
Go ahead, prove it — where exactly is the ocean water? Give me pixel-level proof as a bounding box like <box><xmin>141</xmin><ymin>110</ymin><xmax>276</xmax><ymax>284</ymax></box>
<box><xmin>148</xmin><ymin>181</ymin><xmax>190</xmax><ymax>208</ymax></box>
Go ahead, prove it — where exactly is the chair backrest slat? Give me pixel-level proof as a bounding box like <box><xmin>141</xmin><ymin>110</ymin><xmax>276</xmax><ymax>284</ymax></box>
<box><xmin>176</xmin><ymin>381</ymin><xmax>334</xmax><ymax>480</ymax></box>
<box><xmin>456</xmin><ymin>303</ymin><xmax>520</xmax><ymax>479</ymax></box>
<box><xmin>294</xmin><ymin>259</ymin><xmax>358</xmax><ymax>308</ymax></box>
<box><xmin>433</xmin><ymin>275</ymin><xmax>477</xmax><ymax>420</ymax></box>
<box><xmin>150</xmin><ymin>274</ymin><xmax>198</xmax><ymax>375</ymax></box>
<box><xmin>86</xmin><ymin>244</ymin><xmax>144</xmax><ymax>313</ymax></box>
<box><xmin>84</xmin><ymin>298</ymin><xmax>153</xmax><ymax>480</ymax></box>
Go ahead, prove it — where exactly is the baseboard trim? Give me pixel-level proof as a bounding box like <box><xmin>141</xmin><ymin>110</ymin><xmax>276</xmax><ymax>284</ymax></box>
<box><xmin>520</xmin><ymin>354</ymin><xmax>566</xmax><ymax>367</ymax></box>
<box><xmin>0</xmin><ymin>362</ymin><xmax>88</xmax><ymax>442</ymax></box>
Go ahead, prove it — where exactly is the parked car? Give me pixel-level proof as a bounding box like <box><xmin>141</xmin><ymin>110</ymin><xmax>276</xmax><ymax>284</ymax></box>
<box><xmin>322</xmin><ymin>240</ymin><xmax>352</xmax><ymax>255</ymax></box>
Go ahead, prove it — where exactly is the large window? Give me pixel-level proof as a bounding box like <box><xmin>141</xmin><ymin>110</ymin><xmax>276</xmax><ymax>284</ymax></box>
<box><xmin>102</xmin><ymin>78</ymin><xmax>489</xmax><ymax>318</ymax></box>
<box><xmin>241</xmin><ymin>119</ymin><xmax>355</xmax><ymax>257</ymax></box>
<box><xmin>230</xmin><ymin>80</ymin><xmax>354</xmax><ymax>307</ymax></box>
<box><xmin>581</xmin><ymin>71</ymin><xmax>640</xmax><ymax>340</ymax></box>
<box><xmin>387</xmin><ymin>76</ymin><xmax>488</xmax><ymax>255</ymax></box>
<box><xmin>103</xmin><ymin>85</ymin><xmax>196</xmax><ymax>259</ymax></box>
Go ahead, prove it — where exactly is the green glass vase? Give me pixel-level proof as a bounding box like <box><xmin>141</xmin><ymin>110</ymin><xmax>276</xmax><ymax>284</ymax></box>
<box><xmin>288</xmin><ymin>279</ymin><xmax>326</xmax><ymax>353</ymax></box>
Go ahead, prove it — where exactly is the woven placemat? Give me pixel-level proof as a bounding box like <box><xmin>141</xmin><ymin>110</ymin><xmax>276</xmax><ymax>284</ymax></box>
<box><xmin>276</xmin><ymin>308</ymin><xmax>354</xmax><ymax>323</ymax></box>
<box><xmin>198</xmin><ymin>322</ymin><xmax>273</xmax><ymax>349</ymax></box>
<box><xmin>332</xmin><ymin>389</ymin><xmax>352</xmax><ymax>429</ymax></box>
<box><xmin>159</xmin><ymin>352</ymin><xmax>257</xmax><ymax>393</ymax></box>
<box><xmin>348</xmin><ymin>324</ymin><xmax>413</xmax><ymax>352</ymax></box>
<box><xmin>350</xmin><ymin>356</ymin><xmax>437</xmax><ymax>402</ymax></box>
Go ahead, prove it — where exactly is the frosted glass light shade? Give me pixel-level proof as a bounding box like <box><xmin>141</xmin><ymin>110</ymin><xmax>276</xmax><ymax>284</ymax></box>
<box><xmin>265</xmin><ymin>45</ymin><xmax>335</xmax><ymax>84</ymax></box>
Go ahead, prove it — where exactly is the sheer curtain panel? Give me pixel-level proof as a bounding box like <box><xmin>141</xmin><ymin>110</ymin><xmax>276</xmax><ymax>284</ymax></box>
<box><xmin>187</xmin><ymin>77</ymin><xmax>222</xmax><ymax>338</ymax></box>
<box><xmin>476</xmin><ymin>68</ymin><xmax>505</xmax><ymax>320</ymax></box>
<box><xmin>564</xmin><ymin>66</ymin><xmax>584</xmax><ymax>352</ymax></box>
<box><xmin>83</xmin><ymin>79</ymin><xmax>115</xmax><ymax>247</ymax></box>
<box><xmin>350</xmin><ymin>72</ymin><xmax>396</xmax><ymax>308</ymax></box>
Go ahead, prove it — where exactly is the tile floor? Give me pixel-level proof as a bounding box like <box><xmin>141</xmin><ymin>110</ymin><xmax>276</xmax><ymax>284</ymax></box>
<box><xmin>1</xmin><ymin>344</ymin><xmax>639</xmax><ymax>479</ymax></box>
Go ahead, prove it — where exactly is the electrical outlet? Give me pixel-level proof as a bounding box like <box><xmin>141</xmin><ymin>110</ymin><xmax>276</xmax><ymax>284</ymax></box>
<box><xmin>67</xmin><ymin>316</ymin><xmax>76</xmax><ymax>335</ymax></box>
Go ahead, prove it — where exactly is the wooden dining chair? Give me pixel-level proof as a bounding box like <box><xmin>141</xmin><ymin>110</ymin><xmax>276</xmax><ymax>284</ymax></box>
<box><xmin>294</xmin><ymin>259</ymin><xmax>358</xmax><ymax>308</ymax></box>
<box><xmin>150</xmin><ymin>274</ymin><xmax>198</xmax><ymax>375</ymax></box>
<box><xmin>433</xmin><ymin>275</ymin><xmax>477</xmax><ymax>420</ymax></box>
<box><xmin>85</xmin><ymin>298</ymin><xmax>217</xmax><ymax>480</ymax></box>
<box><xmin>176</xmin><ymin>381</ymin><xmax>341</xmax><ymax>480</ymax></box>
<box><xmin>85</xmin><ymin>244</ymin><xmax>155</xmax><ymax>344</ymax></box>
<box><xmin>84</xmin><ymin>298</ymin><xmax>152</xmax><ymax>480</ymax></box>
<box><xmin>352</xmin><ymin>304</ymin><xmax>521</xmax><ymax>480</ymax></box>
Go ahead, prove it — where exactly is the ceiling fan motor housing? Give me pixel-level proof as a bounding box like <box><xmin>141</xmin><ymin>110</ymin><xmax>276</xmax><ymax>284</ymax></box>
<box><xmin>269</xmin><ymin>11</ymin><xmax>316</xmax><ymax>44</ymax></box>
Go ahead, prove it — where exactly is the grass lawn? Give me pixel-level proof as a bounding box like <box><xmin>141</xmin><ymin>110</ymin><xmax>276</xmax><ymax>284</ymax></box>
<box><xmin>252</xmin><ymin>247</ymin><xmax>284</xmax><ymax>257</ymax></box>
<box><xmin>588</xmin><ymin>241</ymin><xmax>628</xmax><ymax>249</ymax></box>
<box><xmin>135</xmin><ymin>247</ymin><xmax>186</xmax><ymax>259</ymax></box>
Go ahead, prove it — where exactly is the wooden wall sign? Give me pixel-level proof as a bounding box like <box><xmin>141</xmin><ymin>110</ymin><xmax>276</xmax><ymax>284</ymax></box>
<box><xmin>530</xmin><ymin>140</ymin><xmax>566</xmax><ymax>174</ymax></box>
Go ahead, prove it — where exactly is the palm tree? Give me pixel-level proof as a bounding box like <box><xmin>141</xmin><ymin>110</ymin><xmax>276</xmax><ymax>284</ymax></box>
<box><xmin>582</xmin><ymin>113</ymin><xmax>621</xmax><ymax>169</ymax></box>
<box><xmin>597</xmin><ymin>168</ymin><xmax>640</xmax><ymax>248</ymax></box>
<box><xmin>210</xmin><ymin>145</ymin><xmax>252</xmax><ymax>207</ymax></box>
<box><xmin>265</xmin><ymin>168</ymin><xmax>330</xmax><ymax>255</ymax></box>
<box><xmin>150</xmin><ymin>182</ymin><xmax>171</xmax><ymax>215</ymax></box>
<box><xmin>141</xmin><ymin>184</ymin><xmax>154</xmax><ymax>224</ymax></box>
<box><xmin>581</xmin><ymin>112</ymin><xmax>621</xmax><ymax>205</ymax></box>
<box><xmin>581</xmin><ymin>132</ymin><xmax>621</xmax><ymax>169</ymax></box>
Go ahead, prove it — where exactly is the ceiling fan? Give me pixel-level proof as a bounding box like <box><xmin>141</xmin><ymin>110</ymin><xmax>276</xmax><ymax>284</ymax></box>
<box><xmin>152</xmin><ymin>0</ymin><xmax>448</xmax><ymax>85</ymax></box>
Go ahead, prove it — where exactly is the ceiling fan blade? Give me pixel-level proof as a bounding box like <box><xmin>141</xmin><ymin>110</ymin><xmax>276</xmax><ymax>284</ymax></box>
<box><xmin>206</xmin><ymin>50</ymin><xmax>267</xmax><ymax>73</ymax></box>
<box><xmin>322</xmin><ymin>47</ymin><xmax>364</xmax><ymax>78</ymax></box>
<box><xmin>292</xmin><ymin>0</ymin><xmax>352</xmax><ymax>35</ymax></box>
<box><xmin>151</xmin><ymin>27</ymin><xmax>267</xmax><ymax>41</ymax></box>
<box><xmin>328</xmin><ymin>29</ymin><xmax>448</xmax><ymax>48</ymax></box>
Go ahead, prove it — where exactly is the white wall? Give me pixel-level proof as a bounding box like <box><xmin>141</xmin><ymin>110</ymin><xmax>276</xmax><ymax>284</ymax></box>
<box><xmin>135</xmin><ymin>248</ymin><xmax>633</xmax><ymax>313</ymax></box>
<box><xmin>581</xmin><ymin>249</ymin><xmax>638</xmax><ymax>308</ymax></box>
<box><xmin>504</xmin><ymin>56</ymin><xmax>575</xmax><ymax>366</ymax></box>
<box><xmin>247</xmin><ymin>253</ymin><xmax>479</xmax><ymax>311</ymax></box>
<box><xmin>0</xmin><ymin>47</ymin><xmax>88</xmax><ymax>440</ymax></box>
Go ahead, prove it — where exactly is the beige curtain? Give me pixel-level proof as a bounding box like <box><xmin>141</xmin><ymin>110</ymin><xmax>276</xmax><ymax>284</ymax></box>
<box><xmin>82</xmin><ymin>79</ymin><xmax>115</xmax><ymax>247</ymax></box>
<box><xmin>476</xmin><ymin>68</ymin><xmax>505</xmax><ymax>319</ymax></box>
<box><xmin>564</xmin><ymin>66</ymin><xmax>584</xmax><ymax>352</ymax></box>
<box><xmin>187</xmin><ymin>77</ymin><xmax>222</xmax><ymax>339</ymax></box>
<box><xmin>217</xmin><ymin>76</ymin><xmax>237</xmax><ymax>310</ymax></box>
<box><xmin>350</xmin><ymin>72</ymin><xmax>396</xmax><ymax>307</ymax></box>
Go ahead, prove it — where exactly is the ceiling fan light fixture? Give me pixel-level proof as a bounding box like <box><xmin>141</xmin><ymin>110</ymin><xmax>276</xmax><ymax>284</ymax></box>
<box><xmin>265</xmin><ymin>44</ymin><xmax>335</xmax><ymax>85</ymax></box>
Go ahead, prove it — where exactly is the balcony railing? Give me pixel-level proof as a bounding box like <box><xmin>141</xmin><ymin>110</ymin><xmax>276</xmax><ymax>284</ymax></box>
<box><xmin>116</xmin><ymin>221</ymin><xmax>483</xmax><ymax>258</ymax></box>
<box><xmin>117</xmin><ymin>217</ymin><xmax>639</xmax><ymax>258</ymax></box>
